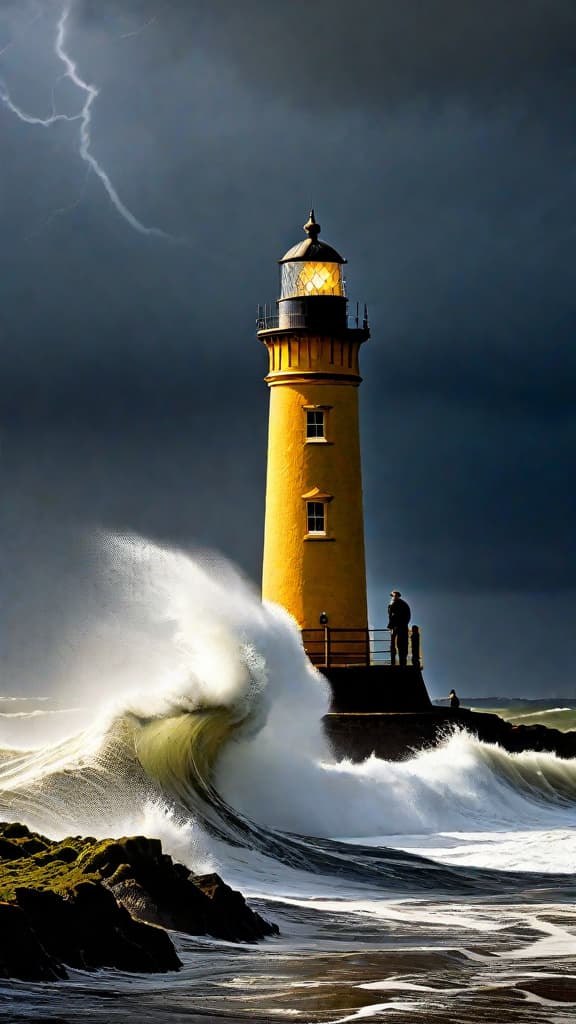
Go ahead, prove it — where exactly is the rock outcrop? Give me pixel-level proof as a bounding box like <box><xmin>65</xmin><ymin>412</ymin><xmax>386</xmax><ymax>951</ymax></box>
<box><xmin>0</xmin><ymin>901</ymin><xmax>63</xmax><ymax>981</ymax></box>
<box><xmin>323</xmin><ymin>708</ymin><xmax>576</xmax><ymax>762</ymax></box>
<box><xmin>0</xmin><ymin>823</ymin><xmax>278</xmax><ymax>981</ymax></box>
<box><xmin>81</xmin><ymin>834</ymin><xmax>278</xmax><ymax>943</ymax></box>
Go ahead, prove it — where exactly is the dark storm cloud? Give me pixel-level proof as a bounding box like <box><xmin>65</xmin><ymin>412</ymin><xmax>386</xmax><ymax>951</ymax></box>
<box><xmin>1</xmin><ymin>0</ymin><xmax>575</xmax><ymax>695</ymax></box>
<box><xmin>79</xmin><ymin>0</ymin><xmax>576</xmax><ymax>107</ymax></box>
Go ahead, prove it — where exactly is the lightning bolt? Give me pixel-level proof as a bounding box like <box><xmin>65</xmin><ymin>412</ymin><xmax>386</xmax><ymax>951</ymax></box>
<box><xmin>0</xmin><ymin>1</ymin><xmax>180</xmax><ymax>242</ymax></box>
<box><xmin>0</xmin><ymin>80</ymin><xmax>81</xmax><ymax>127</ymax></box>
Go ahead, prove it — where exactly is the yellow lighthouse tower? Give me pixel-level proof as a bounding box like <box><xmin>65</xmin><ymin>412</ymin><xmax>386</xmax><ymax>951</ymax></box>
<box><xmin>258</xmin><ymin>211</ymin><xmax>370</xmax><ymax>638</ymax></box>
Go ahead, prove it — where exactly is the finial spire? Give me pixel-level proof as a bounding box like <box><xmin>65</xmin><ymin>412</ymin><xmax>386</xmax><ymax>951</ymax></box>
<box><xmin>304</xmin><ymin>209</ymin><xmax>320</xmax><ymax>240</ymax></box>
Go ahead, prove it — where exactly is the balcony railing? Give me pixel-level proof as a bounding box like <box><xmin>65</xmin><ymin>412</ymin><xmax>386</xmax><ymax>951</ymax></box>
<box><xmin>302</xmin><ymin>626</ymin><xmax>422</xmax><ymax>669</ymax></box>
<box><xmin>256</xmin><ymin>304</ymin><xmax>369</xmax><ymax>332</ymax></box>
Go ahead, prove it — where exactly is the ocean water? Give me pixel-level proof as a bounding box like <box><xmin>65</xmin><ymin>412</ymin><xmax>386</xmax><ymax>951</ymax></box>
<box><xmin>472</xmin><ymin>703</ymin><xmax>576</xmax><ymax>734</ymax></box>
<box><xmin>1</xmin><ymin>536</ymin><xmax>576</xmax><ymax>1023</ymax></box>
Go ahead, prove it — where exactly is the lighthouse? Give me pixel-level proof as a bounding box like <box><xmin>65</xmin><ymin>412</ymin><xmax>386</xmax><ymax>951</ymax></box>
<box><xmin>257</xmin><ymin>211</ymin><xmax>431</xmax><ymax>721</ymax></box>
<box><xmin>258</xmin><ymin>211</ymin><xmax>370</xmax><ymax>640</ymax></box>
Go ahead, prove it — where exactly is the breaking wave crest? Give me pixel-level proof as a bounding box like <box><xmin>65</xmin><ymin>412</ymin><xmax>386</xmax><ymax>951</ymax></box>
<box><xmin>1</xmin><ymin>535</ymin><xmax>576</xmax><ymax>893</ymax></box>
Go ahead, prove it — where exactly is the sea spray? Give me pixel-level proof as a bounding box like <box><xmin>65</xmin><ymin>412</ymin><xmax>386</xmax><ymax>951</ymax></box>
<box><xmin>218</xmin><ymin>724</ymin><xmax>576</xmax><ymax>839</ymax></box>
<box><xmin>0</xmin><ymin>532</ymin><xmax>323</xmax><ymax>858</ymax></box>
<box><xmin>0</xmin><ymin>534</ymin><xmax>576</xmax><ymax>884</ymax></box>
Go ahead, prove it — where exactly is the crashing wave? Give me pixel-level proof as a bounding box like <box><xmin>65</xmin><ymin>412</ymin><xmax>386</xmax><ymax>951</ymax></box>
<box><xmin>1</xmin><ymin>534</ymin><xmax>576</xmax><ymax>894</ymax></box>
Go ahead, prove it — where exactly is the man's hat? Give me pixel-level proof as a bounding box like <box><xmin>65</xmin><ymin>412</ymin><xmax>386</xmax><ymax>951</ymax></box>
<box><xmin>390</xmin><ymin>590</ymin><xmax>401</xmax><ymax>596</ymax></box>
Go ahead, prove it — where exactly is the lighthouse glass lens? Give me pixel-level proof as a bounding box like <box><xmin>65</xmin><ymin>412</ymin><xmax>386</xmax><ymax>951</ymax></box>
<box><xmin>281</xmin><ymin>262</ymin><xmax>344</xmax><ymax>299</ymax></box>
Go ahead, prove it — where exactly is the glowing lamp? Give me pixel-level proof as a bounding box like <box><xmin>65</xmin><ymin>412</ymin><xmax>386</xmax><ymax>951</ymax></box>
<box><xmin>281</xmin><ymin>260</ymin><xmax>344</xmax><ymax>298</ymax></box>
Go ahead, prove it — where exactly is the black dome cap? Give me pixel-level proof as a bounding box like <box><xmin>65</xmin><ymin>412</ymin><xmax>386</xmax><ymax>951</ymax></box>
<box><xmin>279</xmin><ymin>210</ymin><xmax>346</xmax><ymax>264</ymax></box>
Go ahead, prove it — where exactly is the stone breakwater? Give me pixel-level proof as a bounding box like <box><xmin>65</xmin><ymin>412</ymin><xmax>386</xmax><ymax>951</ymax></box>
<box><xmin>0</xmin><ymin>823</ymin><xmax>278</xmax><ymax>981</ymax></box>
<box><xmin>323</xmin><ymin>708</ymin><xmax>576</xmax><ymax>762</ymax></box>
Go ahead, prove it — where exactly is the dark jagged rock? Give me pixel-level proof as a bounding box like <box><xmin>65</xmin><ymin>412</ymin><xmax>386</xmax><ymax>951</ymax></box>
<box><xmin>0</xmin><ymin>838</ymin><xmax>26</xmax><ymax>860</ymax></box>
<box><xmin>0</xmin><ymin>901</ymin><xmax>64</xmax><ymax>981</ymax></box>
<box><xmin>190</xmin><ymin>872</ymin><xmax>277</xmax><ymax>942</ymax></box>
<box><xmin>81</xmin><ymin>835</ymin><xmax>279</xmax><ymax>942</ymax></box>
<box><xmin>0</xmin><ymin>823</ymin><xmax>278</xmax><ymax>982</ymax></box>
<box><xmin>323</xmin><ymin>708</ymin><xmax>576</xmax><ymax>762</ymax></box>
<box><xmin>15</xmin><ymin>882</ymin><xmax>180</xmax><ymax>975</ymax></box>
<box><xmin>2</xmin><ymin>823</ymin><xmax>32</xmax><ymax>839</ymax></box>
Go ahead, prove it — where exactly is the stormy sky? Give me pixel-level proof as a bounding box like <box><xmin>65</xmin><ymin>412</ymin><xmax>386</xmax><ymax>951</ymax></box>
<box><xmin>1</xmin><ymin>0</ymin><xmax>575</xmax><ymax>698</ymax></box>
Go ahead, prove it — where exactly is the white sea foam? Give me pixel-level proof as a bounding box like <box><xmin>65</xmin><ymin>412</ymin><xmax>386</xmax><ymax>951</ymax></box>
<box><xmin>513</xmin><ymin>708</ymin><xmax>573</xmax><ymax>717</ymax></box>
<box><xmin>0</xmin><ymin>533</ymin><xmax>575</xmax><ymax>879</ymax></box>
<box><xmin>217</xmin><ymin>709</ymin><xmax>576</xmax><ymax>843</ymax></box>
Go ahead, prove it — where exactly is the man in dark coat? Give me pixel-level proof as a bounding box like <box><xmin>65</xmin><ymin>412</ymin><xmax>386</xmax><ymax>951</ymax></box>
<box><xmin>387</xmin><ymin>591</ymin><xmax>411</xmax><ymax>667</ymax></box>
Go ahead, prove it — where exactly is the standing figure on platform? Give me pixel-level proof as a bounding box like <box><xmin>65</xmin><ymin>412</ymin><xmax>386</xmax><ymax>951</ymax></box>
<box><xmin>449</xmin><ymin>689</ymin><xmax>460</xmax><ymax>709</ymax></box>
<box><xmin>388</xmin><ymin>591</ymin><xmax>411</xmax><ymax>667</ymax></box>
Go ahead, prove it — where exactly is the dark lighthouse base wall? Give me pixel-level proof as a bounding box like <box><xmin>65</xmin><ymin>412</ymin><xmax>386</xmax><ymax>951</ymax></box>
<box><xmin>320</xmin><ymin>664</ymin><xmax>432</xmax><ymax>714</ymax></box>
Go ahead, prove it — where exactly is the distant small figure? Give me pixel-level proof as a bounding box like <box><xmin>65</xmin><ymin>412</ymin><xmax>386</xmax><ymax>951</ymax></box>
<box><xmin>387</xmin><ymin>590</ymin><xmax>411</xmax><ymax>667</ymax></box>
<box><xmin>449</xmin><ymin>689</ymin><xmax>460</xmax><ymax>709</ymax></box>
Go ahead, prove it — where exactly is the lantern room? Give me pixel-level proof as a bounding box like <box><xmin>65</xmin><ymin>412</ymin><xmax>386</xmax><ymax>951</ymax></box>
<box><xmin>280</xmin><ymin>211</ymin><xmax>346</xmax><ymax>298</ymax></box>
<box><xmin>276</xmin><ymin>211</ymin><xmax>348</xmax><ymax>331</ymax></box>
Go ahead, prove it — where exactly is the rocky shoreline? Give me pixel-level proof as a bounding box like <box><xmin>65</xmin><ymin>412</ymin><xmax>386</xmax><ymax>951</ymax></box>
<box><xmin>0</xmin><ymin>823</ymin><xmax>278</xmax><ymax>981</ymax></box>
<box><xmin>323</xmin><ymin>707</ymin><xmax>576</xmax><ymax>762</ymax></box>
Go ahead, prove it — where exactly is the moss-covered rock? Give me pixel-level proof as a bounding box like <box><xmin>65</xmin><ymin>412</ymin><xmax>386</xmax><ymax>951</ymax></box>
<box><xmin>0</xmin><ymin>823</ymin><xmax>278</xmax><ymax>982</ymax></box>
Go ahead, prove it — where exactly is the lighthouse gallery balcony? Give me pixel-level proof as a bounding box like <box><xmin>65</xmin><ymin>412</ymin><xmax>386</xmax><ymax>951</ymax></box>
<box><xmin>302</xmin><ymin>626</ymin><xmax>423</xmax><ymax>669</ymax></box>
<box><xmin>256</xmin><ymin>303</ymin><xmax>369</xmax><ymax>333</ymax></box>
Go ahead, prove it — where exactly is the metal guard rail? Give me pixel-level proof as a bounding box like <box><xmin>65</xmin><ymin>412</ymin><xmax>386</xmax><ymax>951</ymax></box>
<box><xmin>302</xmin><ymin>626</ymin><xmax>422</xmax><ymax>669</ymax></box>
<box><xmin>256</xmin><ymin>310</ymin><xmax>369</xmax><ymax>332</ymax></box>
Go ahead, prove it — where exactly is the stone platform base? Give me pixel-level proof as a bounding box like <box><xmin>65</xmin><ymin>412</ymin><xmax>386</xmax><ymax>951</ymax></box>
<box><xmin>320</xmin><ymin>664</ymin><xmax>432</xmax><ymax>713</ymax></box>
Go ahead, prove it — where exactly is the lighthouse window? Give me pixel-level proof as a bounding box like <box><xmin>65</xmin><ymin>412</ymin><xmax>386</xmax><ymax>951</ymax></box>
<box><xmin>306</xmin><ymin>410</ymin><xmax>325</xmax><ymax>439</ymax></box>
<box><xmin>281</xmin><ymin>261</ymin><xmax>344</xmax><ymax>299</ymax></box>
<box><xmin>307</xmin><ymin>502</ymin><xmax>326</xmax><ymax>534</ymax></box>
